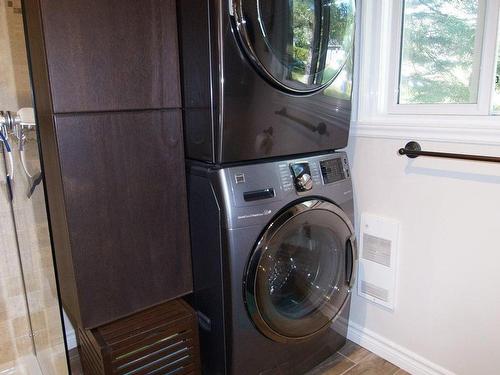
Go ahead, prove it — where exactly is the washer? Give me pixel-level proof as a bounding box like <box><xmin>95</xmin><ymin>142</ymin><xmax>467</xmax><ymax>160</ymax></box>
<box><xmin>188</xmin><ymin>152</ymin><xmax>357</xmax><ymax>374</ymax></box>
<box><xmin>178</xmin><ymin>0</ymin><xmax>356</xmax><ymax>163</ymax></box>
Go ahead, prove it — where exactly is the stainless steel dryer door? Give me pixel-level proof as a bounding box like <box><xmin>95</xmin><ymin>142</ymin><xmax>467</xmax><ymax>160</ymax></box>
<box><xmin>244</xmin><ymin>199</ymin><xmax>357</xmax><ymax>343</ymax></box>
<box><xmin>230</xmin><ymin>0</ymin><xmax>355</xmax><ymax>94</ymax></box>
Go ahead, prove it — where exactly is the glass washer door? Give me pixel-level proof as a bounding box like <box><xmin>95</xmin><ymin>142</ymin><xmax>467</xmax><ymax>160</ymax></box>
<box><xmin>231</xmin><ymin>0</ymin><xmax>355</xmax><ymax>94</ymax></box>
<box><xmin>244</xmin><ymin>199</ymin><xmax>355</xmax><ymax>343</ymax></box>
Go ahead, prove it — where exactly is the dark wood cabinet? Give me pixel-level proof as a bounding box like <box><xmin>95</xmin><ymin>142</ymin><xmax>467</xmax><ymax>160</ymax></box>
<box><xmin>54</xmin><ymin>110</ymin><xmax>191</xmax><ymax>328</ymax></box>
<box><xmin>23</xmin><ymin>0</ymin><xmax>192</xmax><ymax>328</ymax></box>
<box><xmin>36</xmin><ymin>0</ymin><xmax>180</xmax><ymax>113</ymax></box>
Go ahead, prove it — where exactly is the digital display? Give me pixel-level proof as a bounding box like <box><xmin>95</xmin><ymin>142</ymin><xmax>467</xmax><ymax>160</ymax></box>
<box><xmin>320</xmin><ymin>158</ymin><xmax>345</xmax><ymax>184</ymax></box>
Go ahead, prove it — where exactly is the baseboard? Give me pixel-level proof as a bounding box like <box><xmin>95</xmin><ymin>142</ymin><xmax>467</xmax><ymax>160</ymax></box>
<box><xmin>347</xmin><ymin>322</ymin><xmax>455</xmax><ymax>375</ymax></box>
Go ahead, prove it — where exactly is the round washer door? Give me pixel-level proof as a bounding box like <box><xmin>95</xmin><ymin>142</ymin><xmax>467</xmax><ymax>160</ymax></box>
<box><xmin>231</xmin><ymin>0</ymin><xmax>355</xmax><ymax>94</ymax></box>
<box><xmin>244</xmin><ymin>199</ymin><xmax>356</xmax><ymax>343</ymax></box>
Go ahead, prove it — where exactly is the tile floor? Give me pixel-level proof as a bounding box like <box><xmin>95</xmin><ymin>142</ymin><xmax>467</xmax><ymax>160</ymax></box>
<box><xmin>307</xmin><ymin>340</ymin><xmax>408</xmax><ymax>375</ymax></box>
<box><xmin>69</xmin><ymin>340</ymin><xmax>407</xmax><ymax>375</ymax></box>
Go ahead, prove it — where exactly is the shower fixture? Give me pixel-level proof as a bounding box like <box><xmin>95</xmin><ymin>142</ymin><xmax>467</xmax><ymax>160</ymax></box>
<box><xmin>0</xmin><ymin>124</ymin><xmax>13</xmax><ymax>200</ymax></box>
<box><xmin>0</xmin><ymin>108</ymin><xmax>42</xmax><ymax>198</ymax></box>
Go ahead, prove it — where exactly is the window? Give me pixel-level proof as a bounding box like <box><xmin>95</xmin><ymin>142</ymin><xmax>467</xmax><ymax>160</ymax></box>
<box><xmin>357</xmin><ymin>0</ymin><xmax>500</xmax><ymax>123</ymax></box>
<box><xmin>494</xmin><ymin>19</ymin><xmax>500</xmax><ymax>112</ymax></box>
<box><xmin>398</xmin><ymin>0</ymin><xmax>484</xmax><ymax>105</ymax></box>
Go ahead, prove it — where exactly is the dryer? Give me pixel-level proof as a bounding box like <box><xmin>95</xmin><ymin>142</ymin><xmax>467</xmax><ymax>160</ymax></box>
<box><xmin>188</xmin><ymin>152</ymin><xmax>357</xmax><ymax>374</ymax></box>
<box><xmin>178</xmin><ymin>0</ymin><xmax>356</xmax><ymax>164</ymax></box>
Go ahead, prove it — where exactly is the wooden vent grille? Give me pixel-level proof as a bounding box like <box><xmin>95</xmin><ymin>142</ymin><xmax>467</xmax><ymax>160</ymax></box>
<box><xmin>78</xmin><ymin>299</ymin><xmax>200</xmax><ymax>375</ymax></box>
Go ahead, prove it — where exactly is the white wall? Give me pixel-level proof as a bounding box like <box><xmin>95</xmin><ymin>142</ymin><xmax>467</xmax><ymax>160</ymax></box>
<box><xmin>346</xmin><ymin>135</ymin><xmax>500</xmax><ymax>375</ymax></box>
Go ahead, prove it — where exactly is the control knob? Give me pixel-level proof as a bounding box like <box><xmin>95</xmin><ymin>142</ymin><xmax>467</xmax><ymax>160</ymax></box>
<box><xmin>296</xmin><ymin>173</ymin><xmax>313</xmax><ymax>191</ymax></box>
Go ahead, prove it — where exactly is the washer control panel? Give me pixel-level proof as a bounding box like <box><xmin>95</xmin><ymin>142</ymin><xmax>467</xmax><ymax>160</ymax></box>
<box><xmin>224</xmin><ymin>152</ymin><xmax>352</xmax><ymax>227</ymax></box>
<box><xmin>279</xmin><ymin>161</ymin><xmax>324</xmax><ymax>193</ymax></box>
<box><xmin>278</xmin><ymin>155</ymin><xmax>349</xmax><ymax>194</ymax></box>
<box><xmin>320</xmin><ymin>157</ymin><xmax>347</xmax><ymax>184</ymax></box>
<box><xmin>278</xmin><ymin>163</ymin><xmax>294</xmax><ymax>192</ymax></box>
<box><xmin>228</xmin><ymin>153</ymin><xmax>351</xmax><ymax>208</ymax></box>
<box><xmin>290</xmin><ymin>162</ymin><xmax>313</xmax><ymax>192</ymax></box>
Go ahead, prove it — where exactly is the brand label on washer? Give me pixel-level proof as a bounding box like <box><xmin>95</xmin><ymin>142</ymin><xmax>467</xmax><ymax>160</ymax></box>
<box><xmin>237</xmin><ymin>209</ymin><xmax>272</xmax><ymax>220</ymax></box>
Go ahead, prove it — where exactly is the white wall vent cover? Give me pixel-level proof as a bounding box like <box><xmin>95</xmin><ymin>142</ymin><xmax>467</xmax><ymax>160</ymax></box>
<box><xmin>358</xmin><ymin>213</ymin><xmax>400</xmax><ymax>310</ymax></box>
<box><xmin>360</xmin><ymin>280</ymin><xmax>389</xmax><ymax>302</ymax></box>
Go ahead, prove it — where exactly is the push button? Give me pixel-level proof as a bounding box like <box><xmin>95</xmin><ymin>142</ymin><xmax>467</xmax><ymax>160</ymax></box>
<box><xmin>234</xmin><ymin>173</ymin><xmax>245</xmax><ymax>184</ymax></box>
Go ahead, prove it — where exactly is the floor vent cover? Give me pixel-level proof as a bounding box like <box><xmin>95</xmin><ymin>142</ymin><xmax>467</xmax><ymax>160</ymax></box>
<box><xmin>78</xmin><ymin>299</ymin><xmax>201</xmax><ymax>375</ymax></box>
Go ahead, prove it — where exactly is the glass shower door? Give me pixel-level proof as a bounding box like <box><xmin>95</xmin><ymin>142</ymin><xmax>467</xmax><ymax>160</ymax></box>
<box><xmin>0</xmin><ymin>0</ymin><xmax>68</xmax><ymax>374</ymax></box>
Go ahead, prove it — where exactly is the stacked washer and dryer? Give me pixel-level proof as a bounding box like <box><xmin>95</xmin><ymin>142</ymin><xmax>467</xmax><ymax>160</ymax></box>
<box><xmin>178</xmin><ymin>1</ymin><xmax>357</xmax><ymax>374</ymax></box>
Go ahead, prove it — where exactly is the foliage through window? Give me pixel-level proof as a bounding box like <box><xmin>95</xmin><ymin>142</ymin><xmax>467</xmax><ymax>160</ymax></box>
<box><xmin>398</xmin><ymin>0</ymin><xmax>483</xmax><ymax>104</ymax></box>
<box><xmin>494</xmin><ymin>18</ymin><xmax>500</xmax><ymax>112</ymax></box>
<box><xmin>289</xmin><ymin>0</ymin><xmax>354</xmax><ymax>89</ymax></box>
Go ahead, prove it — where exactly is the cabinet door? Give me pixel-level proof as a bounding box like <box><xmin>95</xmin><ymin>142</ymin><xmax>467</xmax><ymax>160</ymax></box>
<box><xmin>40</xmin><ymin>0</ymin><xmax>180</xmax><ymax>113</ymax></box>
<box><xmin>54</xmin><ymin>110</ymin><xmax>191</xmax><ymax>328</ymax></box>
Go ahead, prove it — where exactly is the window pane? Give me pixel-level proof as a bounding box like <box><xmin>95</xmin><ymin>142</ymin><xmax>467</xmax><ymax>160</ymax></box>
<box><xmin>494</xmin><ymin>17</ymin><xmax>500</xmax><ymax>113</ymax></box>
<box><xmin>398</xmin><ymin>0</ymin><xmax>483</xmax><ymax>104</ymax></box>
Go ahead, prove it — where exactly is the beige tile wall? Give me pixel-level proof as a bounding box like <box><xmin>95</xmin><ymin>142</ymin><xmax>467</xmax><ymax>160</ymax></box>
<box><xmin>0</xmin><ymin>0</ymin><xmax>31</xmax><ymax>111</ymax></box>
<box><xmin>0</xmin><ymin>149</ymin><xmax>33</xmax><ymax>371</ymax></box>
<box><xmin>1</xmin><ymin>1</ymin><xmax>34</xmax><ymax>371</ymax></box>
<box><xmin>12</xmin><ymin>133</ymin><xmax>68</xmax><ymax>375</ymax></box>
<box><xmin>0</xmin><ymin>0</ymin><xmax>68</xmax><ymax>373</ymax></box>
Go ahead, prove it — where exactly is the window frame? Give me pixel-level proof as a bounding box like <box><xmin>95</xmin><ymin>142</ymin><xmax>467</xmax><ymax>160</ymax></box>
<box><xmin>356</xmin><ymin>0</ymin><xmax>500</xmax><ymax>127</ymax></box>
<box><xmin>387</xmin><ymin>0</ymin><xmax>498</xmax><ymax>116</ymax></box>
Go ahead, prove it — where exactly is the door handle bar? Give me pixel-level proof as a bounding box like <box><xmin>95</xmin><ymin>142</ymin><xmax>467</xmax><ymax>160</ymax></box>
<box><xmin>346</xmin><ymin>234</ymin><xmax>358</xmax><ymax>290</ymax></box>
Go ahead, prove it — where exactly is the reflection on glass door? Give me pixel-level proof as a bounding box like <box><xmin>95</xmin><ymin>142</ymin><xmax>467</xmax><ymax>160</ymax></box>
<box><xmin>244</xmin><ymin>200</ymin><xmax>353</xmax><ymax>343</ymax></box>
<box><xmin>233</xmin><ymin>0</ymin><xmax>355</xmax><ymax>94</ymax></box>
<box><xmin>0</xmin><ymin>1</ymin><xmax>68</xmax><ymax>374</ymax></box>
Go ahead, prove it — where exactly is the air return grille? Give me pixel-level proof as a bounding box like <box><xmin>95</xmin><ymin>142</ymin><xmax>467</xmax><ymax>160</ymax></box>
<box><xmin>360</xmin><ymin>280</ymin><xmax>389</xmax><ymax>303</ymax></box>
<box><xmin>358</xmin><ymin>214</ymin><xmax>400</xmax><ymax>310</ymax></box>
<box><xmin>78</xmin><ymin>299</ymin><xmax>200</xmax><ymax>375</ymax></box>
<box><xmin>362</xmin><ymin>233</ymin><xmax>392</xmax><ymax>267</ymax></box>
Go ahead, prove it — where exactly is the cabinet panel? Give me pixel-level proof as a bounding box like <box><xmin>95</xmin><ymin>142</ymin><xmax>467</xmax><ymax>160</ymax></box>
<box><xmin>54</xmin><ymin>110</ymin><xmax>191</xmax><ymax>328</ymax></box>
<box><xmin>40</xmin><ymin>0</ymin><xmax>180</xmax><ymax>113</ymax></box>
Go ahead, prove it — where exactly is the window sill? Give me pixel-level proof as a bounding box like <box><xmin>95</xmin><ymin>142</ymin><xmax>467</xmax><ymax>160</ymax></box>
<box><xmin>351</xmin><ymin>117</ymin><xmax>500</xmax><ymax>146</ymax></box>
